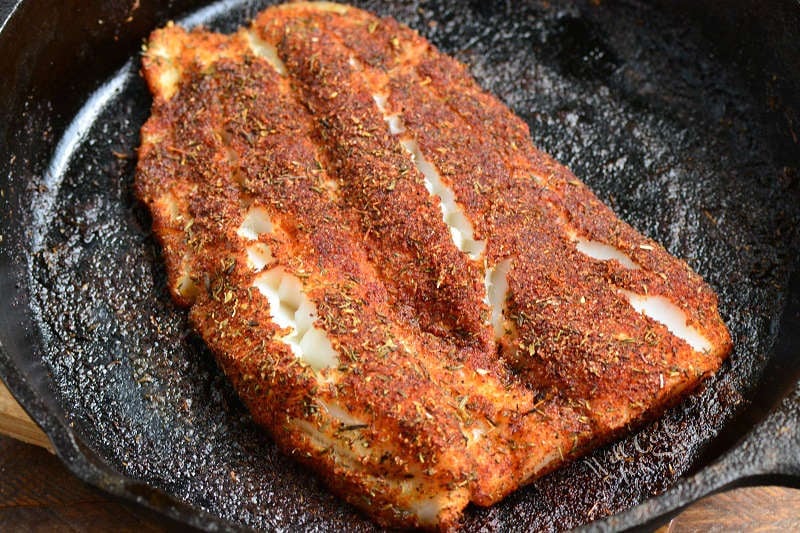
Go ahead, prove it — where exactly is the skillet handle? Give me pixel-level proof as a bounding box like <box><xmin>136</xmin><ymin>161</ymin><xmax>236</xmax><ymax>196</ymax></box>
<box><xmin>585</xmin><ymin>383</ymin><xmax>800</xmax><ymax>532</ymax></box>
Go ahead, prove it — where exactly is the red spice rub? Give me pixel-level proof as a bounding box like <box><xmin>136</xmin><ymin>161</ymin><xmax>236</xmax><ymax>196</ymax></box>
<box><xmin>135</xmin><ymin>3</ymin><xmax>732</xmax><ymax>530</ymax></box>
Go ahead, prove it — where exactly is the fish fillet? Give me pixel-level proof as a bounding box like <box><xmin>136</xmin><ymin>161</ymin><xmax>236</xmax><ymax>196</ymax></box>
<box><xmin>135</xmin><ymin>2</ymin><xmax>732</xmax><ymax>529</ymax></box>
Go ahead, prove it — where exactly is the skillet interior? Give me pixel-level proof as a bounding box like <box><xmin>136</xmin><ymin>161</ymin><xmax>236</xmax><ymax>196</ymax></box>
<box><xmin>0</xmin><ymin>0</ymin><xmax>798</xmax><ymax>530</ymax></box>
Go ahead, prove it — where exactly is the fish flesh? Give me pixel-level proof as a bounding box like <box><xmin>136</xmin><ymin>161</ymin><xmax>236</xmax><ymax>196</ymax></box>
<box><xmin>135</xmin><ymin>2</ymin><xmax>732</xmax><ymax>529</ymax></box>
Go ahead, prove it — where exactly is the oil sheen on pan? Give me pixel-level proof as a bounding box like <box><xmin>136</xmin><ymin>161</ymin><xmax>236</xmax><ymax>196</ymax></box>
<box><xmin>134</xmin><ymin>2</ymin><xmax>732</xmax><ymax>529</ymax></box>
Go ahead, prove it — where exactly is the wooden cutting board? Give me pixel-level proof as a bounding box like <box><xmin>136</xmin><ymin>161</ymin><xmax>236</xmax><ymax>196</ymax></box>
<box><xmin>0</xmin><ymin>380</ymin><xmax>52</xmax><ymax>451</ymax></box>
<box><xmin>1</xmin><ymin>380</ymin><xmax>797</xmax><ymax>530</ymax></box>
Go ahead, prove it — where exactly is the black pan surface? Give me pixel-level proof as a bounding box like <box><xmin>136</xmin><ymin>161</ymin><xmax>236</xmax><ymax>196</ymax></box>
<box><xmin>1</xmin><ymin>0</ymin><xmax>799</xmax><ymax>531</ymax></box>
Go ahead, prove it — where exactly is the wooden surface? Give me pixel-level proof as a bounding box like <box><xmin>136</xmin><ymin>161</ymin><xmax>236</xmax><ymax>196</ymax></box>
<box><xmin>660</xmin><ymin>486</ymin><xmax>800</xmax><ymax>532</ymax></box>
<box><xmin>0</xmin><ymin>434</ymin><xmax>179</xmax><ymax>532</ymax></box>
<box><xmin>0</xmin><ymin>382</ymin><xmax>51</xmax><ymax>451</ymax></box>
<box><xmin>1</xmin><ymin>380</ymin><xmax>799</xmax><ymax>531</ymax></box>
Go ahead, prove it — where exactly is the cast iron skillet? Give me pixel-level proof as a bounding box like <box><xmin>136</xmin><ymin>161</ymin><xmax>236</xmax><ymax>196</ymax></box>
<box><xmin>1</xmin><ymin>0</ymin><xmax>799</xmax><ymax>530</ymax></box>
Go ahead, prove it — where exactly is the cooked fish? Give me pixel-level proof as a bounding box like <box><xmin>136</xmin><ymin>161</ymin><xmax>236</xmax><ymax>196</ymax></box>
<box><xmin>135</xmin><ymin>2</ymin><xmax>732</xmax><ymax>529</ymax></box>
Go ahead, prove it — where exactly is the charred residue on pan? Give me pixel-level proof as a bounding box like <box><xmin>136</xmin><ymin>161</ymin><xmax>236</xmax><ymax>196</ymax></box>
<box><xmin>21</xmin><ymin>0</ymin><xmax>800</xmax><ymax>531</ymax></box>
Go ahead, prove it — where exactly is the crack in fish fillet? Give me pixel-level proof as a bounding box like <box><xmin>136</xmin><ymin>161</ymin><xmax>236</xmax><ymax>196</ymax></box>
<box><xmin>574</xmin><ymin>238</ymin><xmax>640</xmax><ymax>270</ymax></box>
<box><xmin>558</xmin><ymin>212</ymin><xmax>640</xmax><ymax>270</ymax></box>
<box><xmin>570</xmin><ymin>230</ymin><xmax>709</xmax><ymax>352</ymax></box>
<box><xmin>484</xmin><ymin>259</ymin><xmax>512</xmax><ymax>339</ymax></box>
<box><xmin>291</xmin><ymin>419</ymin><xmax>370</xmax><ymax>463</ymax></box>
<box><xmin>252</xmin><ymin>267</ymin><xmax>338</xmax><ymax>371</ymax></box>
<box><xmin>563</xmin><ymin>222</ymin><xmax>707</xmax><ymax>351</ymax></box>
<box><xmin>371</xmin><ymin>90</ymin><xmax>486</xmax><ymax>261</ymax></box>
<box><xmin>572</xmin><ymin>238</ymin><xmax>710</xmax><ymax>352</ymax></box>
<box><xmin>620</xmin><ymin>290</ymin><xmax>712</xmax><ymax>352</ymax></box>
<box><xmin>245</xmin><ymin>243</ymin><xmax>273</xmax><ymax>271</ymax></box>
<box><xmin>238</xmin><ymin>208</ymin><xmax>338</xmax><ymax>371</ymax></box>
<box><xmin>237</xmin><ymin>206</ymin><xmax>273</xmax><ymax>240</ymax></box>
<box><xmin>318</xmin><ymin>399</ymin><xmax>365</xmax><ymax>426</ymax></box>
<box><xmin>399</xmin><ymin>138</ymin><xmax>487</xmax><ymax>260</ymax></box>
<box><xmin>245</xmin><ymin>29</ymin><xmax>287</xmax><ymax>75</ymax></box>
<box><xmin>376</xmin><ymin>79</ymin><xmax>502</xmax><ymax>346</ymax></box>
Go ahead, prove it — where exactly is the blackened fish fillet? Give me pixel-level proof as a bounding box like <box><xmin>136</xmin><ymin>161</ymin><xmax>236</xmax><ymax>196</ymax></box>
<box><xmin>135</xmin><ymin>2</ymin><xmax>732</xmax><ymax>529</ymax></box>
